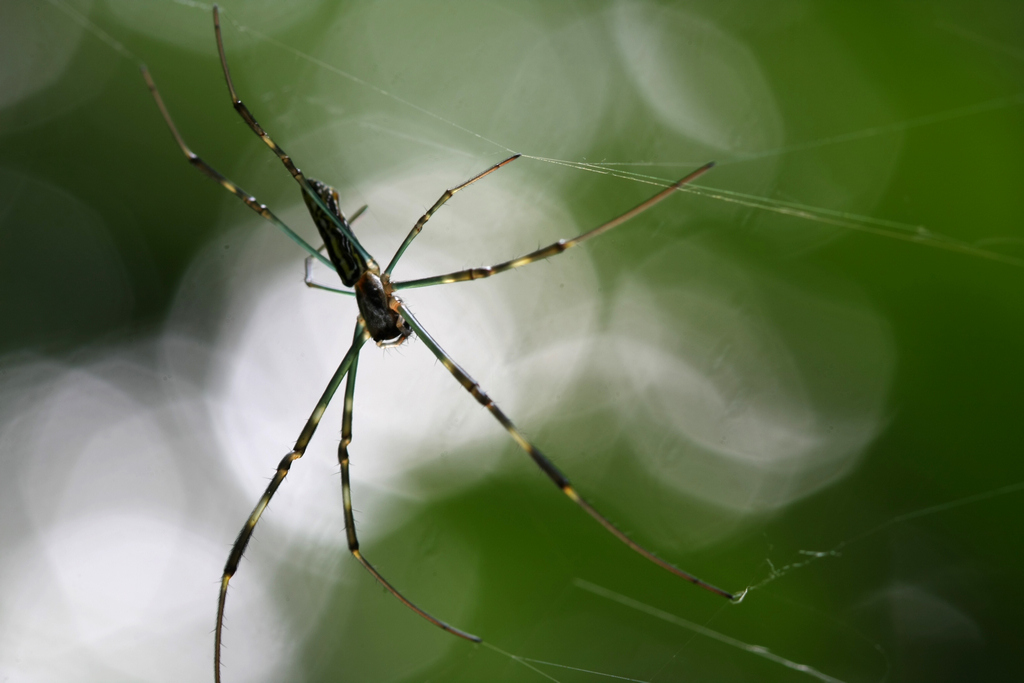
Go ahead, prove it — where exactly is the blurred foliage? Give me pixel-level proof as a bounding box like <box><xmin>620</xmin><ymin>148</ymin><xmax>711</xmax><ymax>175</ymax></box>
<box><xmin>1</xmin><ymin>1</ymin><xmax>1023</xmax><ymax>682</ymax></box>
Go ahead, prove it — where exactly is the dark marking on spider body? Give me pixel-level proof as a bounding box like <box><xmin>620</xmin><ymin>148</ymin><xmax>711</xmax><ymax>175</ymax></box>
<box><xmin>302</xmin><ymin>178</ymin><xmax>365</xmax><ymax>285</ymax></box>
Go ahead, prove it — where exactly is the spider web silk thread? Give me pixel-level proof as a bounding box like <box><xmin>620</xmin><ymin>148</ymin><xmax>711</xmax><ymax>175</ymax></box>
<box><xmin>95</xmin><ymin>0</ymin><xmax>1024</xmax><ymax>269</ymax></box>
<box><xmin>222</xmin><ymin>19</ymin><xmax>1024</xmax><ymax>268</ymax></box>
<box><xmin>44</xmin><ymin>0</ymin><xmax>139</xmax><ymax>61</ymax></box>
<box><xmin>519</xmin><ymin>154</ymin><xmax>1024</xmax><ymax>267</ymax></box>
<box><xmin>740</xmin><ymin>479</ymin><xmax>1024</xmax><ymax>595</ymax></box>
<box><xmin>573</xmin><ymin>579</ymin><xmax>847</xmax><ymax>683</ymax></box>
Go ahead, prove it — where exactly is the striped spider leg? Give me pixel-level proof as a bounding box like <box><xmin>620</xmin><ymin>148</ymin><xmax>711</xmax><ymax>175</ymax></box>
<box><xmin>144</xmin><ymin>34</ymin><xmax>509</xmax><ymax>683</ymax></box>
<box><xmin>209</xmin><ymin>5</ymin><xmax>378</xmax><ymax>278</ymax></box>
<box><xmin>144</xmin><ymin>6</ymin><xmax>735</xmax><ymax>683</ymax></box>
<box><xmin>386</xmin><ymin>164</ymin><xmax>734</xmax><ymax>598</ymax></box>
<box><xmin>143</xmin><ymin>71</ymin><xmax>487</xmax><ymax>682</ymax></box>
<box><xmin>214</xmin><ymin>321</ymin><xmax>370</xmax><ymax>682</ymax></box>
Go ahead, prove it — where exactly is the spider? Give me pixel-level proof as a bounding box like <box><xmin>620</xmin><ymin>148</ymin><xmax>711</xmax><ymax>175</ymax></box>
<box><xmin>142</xmin><ymin>6</ymin><xmax>734</xmax><ymax>681</ymax></box>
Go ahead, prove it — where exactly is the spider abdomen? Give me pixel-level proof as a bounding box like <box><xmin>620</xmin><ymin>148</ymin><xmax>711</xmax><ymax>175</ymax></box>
<box><xmin>303</xmin><ymin>178</ymin><xmax>367</xmax><ymax>287</ymax></box>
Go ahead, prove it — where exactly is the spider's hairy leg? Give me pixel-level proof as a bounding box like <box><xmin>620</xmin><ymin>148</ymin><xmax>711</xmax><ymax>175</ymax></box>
<box><xmin>392</xmin><ymin>162</ymin><xmax>714</xmax><ymax>291</ymax></box>
<box><xmin>215</xmin><ymin>322</ymin><xmax>370</xmax><ymax>683</ymax></box>
<box><xmin>140</xmin><ymin>65</ymin><xmax>332</xmax><ymax>269</ymax></box>
<box><xmin>397</xmin><ymin>302</ymin><xmax>736</xmax><ymax>601</ymax></box>
<box><xmin>211</xmin><ymin>5</ymin><xmax>376</xmax><ymax>270</ymax></box>
<box><xmin>337</xmin><ymin>344</ymin><xmax>481</xmax><ymax>641</ymax></box>
<box><xmin>385</xmin><ymin>154</ymin><xmax>521</xmax><ymax>276</ymax></box>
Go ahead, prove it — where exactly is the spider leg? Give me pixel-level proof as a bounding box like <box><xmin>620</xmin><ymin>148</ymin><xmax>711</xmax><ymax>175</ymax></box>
<box><xmin>304</xmin><ymin>261</ymin><xmax>353</xmax><ymax>295</ymax></box>
<box><xmin>304</xmin><ymin>244</ymin><xmax>350</xmax><ymax>294</ymax></box>
<box><xmin>348</xmin><ymin>204</ymin><xmax>369</xmax><ymax>223</ymax></box>
<box><xmin>211</xmin><ymin>6</ymin><xmax>376</xmax><ymax>269</ymax></box>
<box><xmin>397</xmin><ymin>302</ymin><xmax>736</xmax><ymax>601</ymax></box>
<box><xmin>141</xmin><ymin>65</ymin><xmax>333</xmax><ymax>270</ymax></box>
<box><xmin>337</xmin><ymin>343</ymin><xmax>481</xmax><ymax>641</ymax></box>
<box><xmin>391</xmin><ymin>162</ymin><xmax>714</xmax><ymax>291</ymax></box>
<box><xmin>215</xmin><ymin>321</ymin><xmax>370</xmax><ymax>683</ymax></box>
<box><xmin>384</xmin><ymin>154</ymin><xmax>520</xmax><ymax>276</ymax></box>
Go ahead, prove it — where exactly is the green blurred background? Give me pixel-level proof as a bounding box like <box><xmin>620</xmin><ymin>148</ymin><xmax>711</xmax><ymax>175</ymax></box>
<box><xmin>1</xmin><ymin>0</ymin><xmax>1023</xmax><ymax>681</ymax></box>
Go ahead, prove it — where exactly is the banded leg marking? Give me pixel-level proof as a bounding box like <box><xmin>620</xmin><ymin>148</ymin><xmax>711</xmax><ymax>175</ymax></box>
<box><xmin>141</xmin><ymin>65</ymin><xmax>332</xmax><ymax>269</ymax></box>
<box><xmin>211</xmin><ymin>6</ymin><xmax>377</xmax><ymax>271</ymax></box>
<box><xmin>384</xmin><ymin>154</ymin><xmax>521</xmax><ymax>276</ymax></box>
<box><xmin>215</xmin><ymin>322</ymin><xmax>370</xmax><ymax>683</ymax></box>
<box><xmin>213</xmin><ymin>5</ymin><xmax>300</xmax><ymax>182</ymax></box>
<box><xmin>392</xmin><ymin>161</ymin><xmax>714</xmax><ymax>291</ymax></box>
<box><xmin>337</xmin><ymin>354</ymin><xmax>480</xmax><ymax>641</ymax></box>
<box><xmin>398</xmin><ymin>302</ymin><xmax>735</xmax><ymax>601</ymax></box>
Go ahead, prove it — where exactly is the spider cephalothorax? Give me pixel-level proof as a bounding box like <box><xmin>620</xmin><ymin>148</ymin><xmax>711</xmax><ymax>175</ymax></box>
<box><xmin>354</xmin><ymin>271</ymin><xmax>412</xmax><ymax>344</ymax></box>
